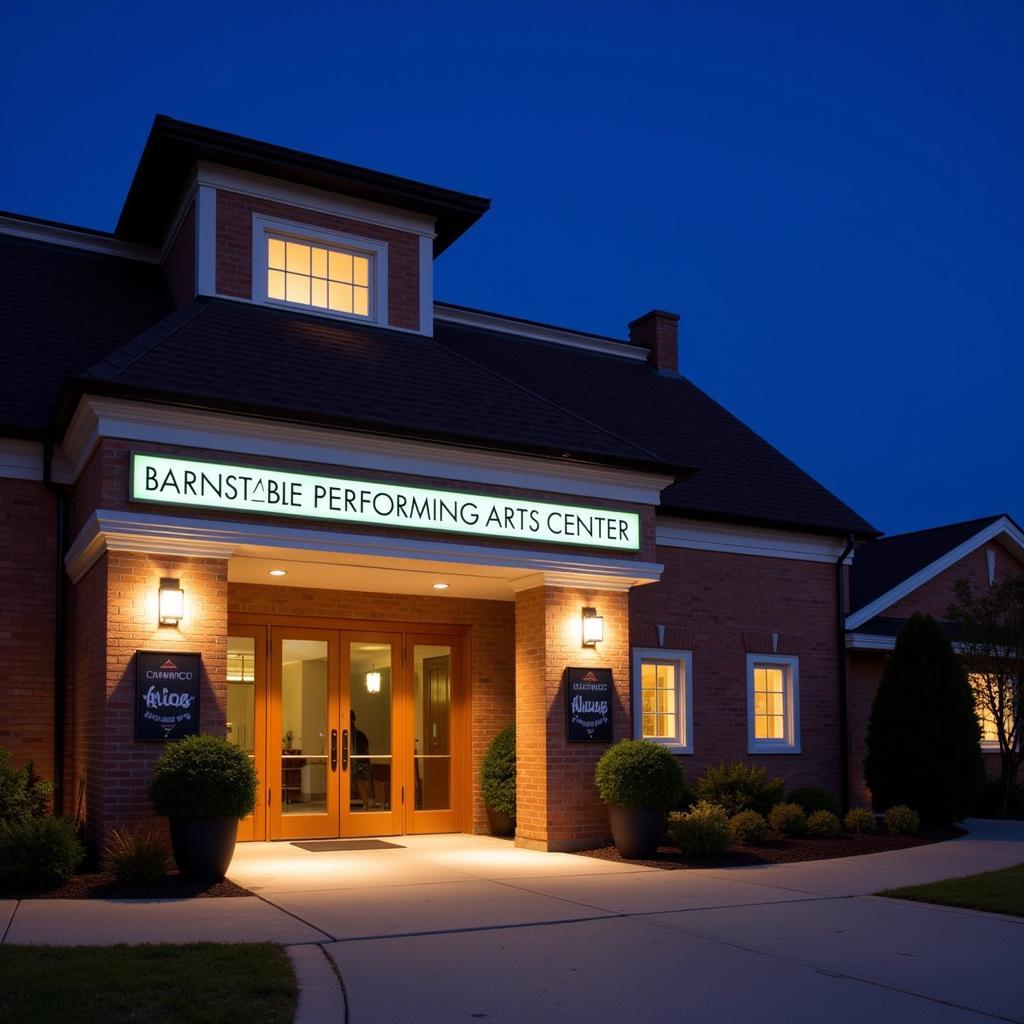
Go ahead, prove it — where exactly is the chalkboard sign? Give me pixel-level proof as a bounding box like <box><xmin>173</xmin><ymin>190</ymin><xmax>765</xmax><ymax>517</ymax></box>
<box><xmin>136</xmin><ymin>651</ymin><xmax>201</xmax><ymax>741</ymax></box>
<box><xmin>565</xmin><ymin>667</ymin><xmax>613</xmax><ymax>742</ymax></box>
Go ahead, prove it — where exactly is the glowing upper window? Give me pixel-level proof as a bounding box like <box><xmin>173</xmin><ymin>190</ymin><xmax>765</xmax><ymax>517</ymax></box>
<box><xmin>266</xmin><ymin>237</ymin><xmax>371</xmax><ymax>318</ymax></box>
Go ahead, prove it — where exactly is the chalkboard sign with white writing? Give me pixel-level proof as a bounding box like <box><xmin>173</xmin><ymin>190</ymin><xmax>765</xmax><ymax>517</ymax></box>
<box><xmin>565</xmin><ymin>667</ymin><xmax>613</xmax><ymax>742</ymax></box>
<box><xmin>136</xmin><ymin>651</ymin><xmax>201</xmax><ymax>741</ymax></box>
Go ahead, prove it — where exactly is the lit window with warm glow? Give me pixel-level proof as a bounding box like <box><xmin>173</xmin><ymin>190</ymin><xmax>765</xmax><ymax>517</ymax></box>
<box><xmin>632</xmin><ymin>649</ymin><xmax>692</xmax><ymax>752</ymax></box>
<box><xmin>747</xmin><ymin>655</ymin><xmax>800</xmax><ymax>753</ymax></box>
<box><xmin>266</xmin><ymin>236</ymin><xmax>371</xmax><ymax>317</ymax></box>
<box><xmin>971</xmin><ymin>673</ymin><xmax>1012</xmax><ymax>750</ymax></box>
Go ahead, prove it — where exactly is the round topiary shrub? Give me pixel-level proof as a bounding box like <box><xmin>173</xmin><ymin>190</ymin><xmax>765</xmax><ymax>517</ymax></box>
<box><xmin>595</xmin><ymin>740</ymin><xmax>683</xmax><ymax>810</ymax></box>
<box><xmin>694</xmin><ymin>761</ymin><xmax>785</xmax><ymax>816</ymax></box>
<box><xmin>667</xmin><ymin>801</ymin><xmax>732</xmax><ymax>856</ymax></box>
<box><xmin>149</xmin><ymin>735</ymin><xmax>258</xmax><ymax>820</ymax></box>
<box><xmin>844</xmin><ymin>807</ymin><xmax>877</xmax><ymax>834</ymax></box>
<box><xmin>480</xmin><ymin>726</ymin><xmax>516</xmax><ymax>827</ymax></box>
<box><xmin>0</xmin><ymin>816</ymin><xmax>83</xmax><ymax>891</ymax></box>
<box><xmin>787</xmin><ymin>787</ymin><xmax>840</xmax><ymax>818</ymax></box>
<box><xmin>730</xmin><ymin>809</ymin><xmax>769</xmax><ymax>845</ymax></box>
<box><xmin>884</xmin><ymin>804</ymin><xmax>920</xmax><ymax>836</ymax></box>
<box><xmin>806</xmin><ymin>809</ymin><xmax>841</xmax><ymax>837</ymax></box>
<box><xmin>768</xmin><ymin>802</ymin><xmax>807</xmax><ymax>837</ymax></box>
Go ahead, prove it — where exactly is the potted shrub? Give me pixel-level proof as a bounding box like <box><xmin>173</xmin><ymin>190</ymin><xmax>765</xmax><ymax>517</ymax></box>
<box><xmin>594</xmin><ymin>739</ymin><xmax>683</xmax><ymax>858</ymax></box>
<box><xmin>148</xmin><ymin>734</ymin><xmax>258</xmax><ymax>881</ymax></box>
<box><xmin>480</xmin><ymin>725</ymin><xmax>516</xmax><ymax>837</ymax></box>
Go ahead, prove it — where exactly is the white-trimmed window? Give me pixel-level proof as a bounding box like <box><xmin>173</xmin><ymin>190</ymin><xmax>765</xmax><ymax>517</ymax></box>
<box><xmin>746</xmin><ymin>654</ymin><xmax>800</xmax><ymax>753</ymax></box>
<box><xmin>632</xmin><ymin>648</ymin><xmax>692</xmax><ymax>753</ymax></box>
<box><xmin>252</xmin><ymin>215</ymin><xmax>387</xmax><ymax>324</ymax></box>
<box><xmin>970</xmin><ymin>673</ymin><xmax>1013</xmax><ymax>751</ymax></box>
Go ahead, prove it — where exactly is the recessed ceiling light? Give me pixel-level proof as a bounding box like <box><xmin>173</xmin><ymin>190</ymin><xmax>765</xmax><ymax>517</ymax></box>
<box><xmin>268</xmin><ymin>569</ymin><xmax>287</xmax><ymax>577</ymax></box>
<box><xmin>432</xmin><ymin>582</ymin><xmax>449</xmax><ymax>590</ymax></box>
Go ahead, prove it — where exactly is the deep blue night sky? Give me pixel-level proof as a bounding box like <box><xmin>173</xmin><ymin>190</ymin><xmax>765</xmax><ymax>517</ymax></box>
<box><xmin>2</xmin><ymin>2</ymin><xmax>1020</xmax><ymax>536</ymax></box>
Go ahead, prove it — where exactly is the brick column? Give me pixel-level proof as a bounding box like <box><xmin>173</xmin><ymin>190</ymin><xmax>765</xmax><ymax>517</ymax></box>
<box><xmin>514</xmin><ymin>585</ymin><xmax>631</xmax><ymax>851</ymax></box>
<box><xmin>72</xmin><ymin>549</ymin><xmax>228</xmax><ymax>849</ymax></box>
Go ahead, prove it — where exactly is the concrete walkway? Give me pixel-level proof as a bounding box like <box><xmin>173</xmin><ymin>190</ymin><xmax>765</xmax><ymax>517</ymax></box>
<box><xmin>2</xmin><ymin>819</ymin><xmax>1023</xmax><ymax>1023</ymax></box>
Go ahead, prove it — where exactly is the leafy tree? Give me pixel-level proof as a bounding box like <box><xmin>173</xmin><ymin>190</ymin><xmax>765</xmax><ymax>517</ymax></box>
<box><xmin>864</xmin><ymin>613</ymin><xmax>984</xmax><ymax>825</ymax></box>
<box><xmin>949</xmin><ymin>574</ymin><xmax>1024</xmax><ymax>815</ymax></box>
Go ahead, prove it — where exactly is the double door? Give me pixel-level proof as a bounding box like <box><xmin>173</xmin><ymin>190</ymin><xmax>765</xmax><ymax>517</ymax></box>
<box><xmin>227</xmin><ymin>620</ymin><xmax>465</xmax><ymax>841</ymax></box>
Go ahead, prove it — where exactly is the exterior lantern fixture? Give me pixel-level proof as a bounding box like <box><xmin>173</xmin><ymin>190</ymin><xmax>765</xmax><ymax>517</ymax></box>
<box><xmin>158</xmin><ymin>577</ymin><xmax>184</xmax><ymax>626</ymax></box>
<box><xmin>366</xmin><ymin>668</ymin><xmax>382</xmax><ymax>694</ymax></box>
<box><xmin>582</xmin><ymin>606</ymin><xmax>604</xmax><ymax>647</ymax></box>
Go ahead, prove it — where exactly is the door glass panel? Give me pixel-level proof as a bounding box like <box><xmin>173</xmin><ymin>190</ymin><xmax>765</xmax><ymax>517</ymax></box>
<box><xmin>281</xmin><ymin>638</ymin><xmax>329</xmax><ymax>815</ymax></box>
<box><xmin>227</xmin><ymin>637</ymin><xmax>256</xmax><ymax>756</ymax></box>
<box><xmin>413</xmin><ymin>644</ymin><xmax>452</xmax><ymax>811</ymax></box>
<box><xmin>350</xmin><ymin>642</ymin><xmax>392</xmax><ymax>812</ymax></box>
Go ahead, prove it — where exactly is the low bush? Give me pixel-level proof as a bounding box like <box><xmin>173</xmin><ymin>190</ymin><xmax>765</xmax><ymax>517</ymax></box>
<box><xmin>594</xmin><ymin>740</ymin><xmax>684</xmax><ymax>809</ymax></box>
<box><xmin>730</xmin><ymin>809</ymin><xmax>769</xmax><ymax>845</ymax></box>
<box><xmin>693</xmin><ymin>761</ymin><xmax>785</xmax><ymax>816</ymax></box>
<box><xmin>149</xmin><ymin>735</ymin><xmax>259</xmax><ymax>820</ymax></box>
<box><xmin>884</xmin><ymin>805</ymin><xmax>920</xmax><ymax>836</ymax></box>
<box><xmin>480</xmin><ymin>726</ymin><xmax>516</xmax><ymax>818</ymax></box>
<box><xmin>0</xmin><ymin>747</ymin><xmax>52</xmax><ymax>827</ymax></box>
<box><xmin>105</xmin><ymin>827</ymin><xmax>169</xmax><ymax>884</ymax></box>
<box><xmin>787</xmin><ymin>787</ymin><xmax>840</xmax><ymax>818</ymax></box>
<box><xmin>667</xmin><ymin>801</ymin><xmax>732</xmax><ymax>856</ymax></box>
<box><xmin>806</xmin><ymin>809</ymin><xmax>842</xmax><ymax>837</ymax></box>
<box><xmin>0</xmin><ymin>816</ymin><xmax>84</xmax><ymax>891</ymax></box>
<box><xmin>844</xmin><ymin>807</ymin><xmax>877</xmax><ymax>834</ymax></box>
<box><xmin>768</xmin><ymin>802</ymin><xmax>807</xmax><ymax>837</ymax></box>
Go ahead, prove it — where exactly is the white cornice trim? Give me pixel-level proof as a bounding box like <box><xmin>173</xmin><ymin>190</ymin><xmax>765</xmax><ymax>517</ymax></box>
<box><xmin>0</xmin><ymin>439</ymin><xmax>44</xmax><ymax>481</ymax></box>
<box><xmin>656</xmin><ymin>517</ymin><xmax>853</xmax><ymax>564</ymax></box>
<box><xmin>65</xmin><ymin>509</ymin><xmax>664</xmax><ymax>590</ymax></box>
<box><xmin>0</xmin><ymin>214</ymin><xmax>159</xmax><ymax>263</ymax></box>
<box><xmin>196</xmin><ymin>162</ymin><xmax>437</xmax><ymax>239</ymax></box>
<box><xmin>846</xmin><ymin>632</ymin><xmax>970</xmax><ymax>654</ymax></box>
<box><xmin>846</xmin><ymin>517</ymin><xmax>1024</xmax><ymax>630</ymax></box>
<box><xmin>59</xmin><ymin>396</ymin><xmax>673</xmax><ymax>505</ymax></box>
<box><xmin>434</xmin><ymin>305</ymin><xmax>648</xmax><ymax>363</ymax></box>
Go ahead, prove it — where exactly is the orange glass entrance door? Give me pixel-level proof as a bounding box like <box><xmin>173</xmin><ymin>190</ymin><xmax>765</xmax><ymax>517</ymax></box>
<box><xmin>268</xmin><ymin>628</ymin><xmax>341</xmax><ymax>840</ymax></box>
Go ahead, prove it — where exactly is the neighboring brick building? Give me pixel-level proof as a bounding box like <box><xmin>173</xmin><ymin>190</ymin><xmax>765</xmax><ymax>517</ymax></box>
<box><xmin>845</xmin><ymin>515</ymin><xmax>1024</xmax><ymax>806</ymax></box>
<box><xmin>1</xmin><ymin>115</ymin><xmax>887</xmax><ymax>852</ymax></box>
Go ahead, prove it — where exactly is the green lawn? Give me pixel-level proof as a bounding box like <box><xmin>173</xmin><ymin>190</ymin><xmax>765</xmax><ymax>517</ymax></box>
<box><xmin>880</xmin><ymin>862</ymin><xmax>1024</xmax><ymax>918</ymax></box>
<box><xmin>0</xmin><ymin>943</ymin><xmax>297</xmax><ymax>1024</ymax></box>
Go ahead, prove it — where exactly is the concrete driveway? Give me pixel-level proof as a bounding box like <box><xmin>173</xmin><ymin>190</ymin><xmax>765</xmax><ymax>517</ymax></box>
<box><xmin>4</xmin><ymin>820</ymin><xmax>1023</xmax><ymax>1022</ymax></box>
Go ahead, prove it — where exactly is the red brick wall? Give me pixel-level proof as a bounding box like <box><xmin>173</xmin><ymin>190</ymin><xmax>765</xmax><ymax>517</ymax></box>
<box><xmin>215</xmin><ymin>190</ymin><xmax>421</xmax><ymax>331</ymax></box>
<box><xmin>515</xmin><ymin>585</ymin><xmax>631</xmax><ymax>851</ymax></box>
<box><xmin>163</xmin><ymin>200</ymin><xmax>195</xmax><ymax>307</ymax></box>
<box><xmin>228</xmin><ymin>583</ymin><xmax>515</xmax><ymax>834</ymax></box>
<box><xmin>846</xmin><ymin>650</ymin><xmax>886</xmax><ymax>807</ymax></box>
<box><xmin>0</xmin><ymin>479</ymin><xmax>57</xmax><ymax>780</ymax></box>
<box><xmin>630</xmin><ymin>547</ymin><xmax>843</xmax><ymax>798</ymax></box>
<box><xmin>71</xmin><ymin>551</ymin><xmax>228</xmax><ymax>848</ymax></box>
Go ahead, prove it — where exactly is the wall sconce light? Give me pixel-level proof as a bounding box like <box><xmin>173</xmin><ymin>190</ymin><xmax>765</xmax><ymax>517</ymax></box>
<box><xmin>582</xmin><ymin>606</ymin><xmax>604</xmax><ymax>647</ymax></box>
<box><xmin>158</xmin><ymin>577</ymin><xmax>184</xmax><ymax>626</ymax></box>
<box><xmin>365</xmin><ymin>668</ymin><xmax>382</xmax><ymax>694</ymax></box>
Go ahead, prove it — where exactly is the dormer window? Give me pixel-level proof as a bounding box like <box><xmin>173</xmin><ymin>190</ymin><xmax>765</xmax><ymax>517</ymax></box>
<box><xmin>252</xmin><ymin>214</ymin><xmax>387</xmax><ymax>324</ymax></box>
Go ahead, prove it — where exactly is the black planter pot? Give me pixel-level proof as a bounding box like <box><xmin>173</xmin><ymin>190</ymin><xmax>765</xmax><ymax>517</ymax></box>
<box><xmin>169</xmin><ymin>818</ymin><xmax>239</xmax><ymax>881</ymax></box>
<box><xmin>607</xmin><ymin>806</ymin><xmax>666</xmax><ymax>859</ymax></box>
<box><xmin>486</xmin><ymin>806</ymin><xmax>516</xmax><ymax>837</ymax></box>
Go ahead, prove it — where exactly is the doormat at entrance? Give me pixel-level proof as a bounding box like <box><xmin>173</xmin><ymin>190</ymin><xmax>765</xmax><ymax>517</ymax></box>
<box><xmin>290</xmin><ymin>839</ymin><xmax>404</xmax><ymax>852</ymax></box>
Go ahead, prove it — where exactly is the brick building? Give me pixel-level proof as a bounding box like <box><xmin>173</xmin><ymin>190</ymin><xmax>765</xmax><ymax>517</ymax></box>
<box><xmin>1</xmin><ymin>115</ymin><xmax>896</xmax><ymax>851</ymax></box>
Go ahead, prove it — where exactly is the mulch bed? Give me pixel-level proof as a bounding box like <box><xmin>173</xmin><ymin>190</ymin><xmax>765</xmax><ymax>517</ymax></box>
<box><xmin>577</xmin><ymin>825</ymin><xmax>966</xmax><ymax>870</ymax></box>
<box><xmin>0</xmin><ymin>872</ymin><xmax>252</xmax><ymax>900</ymax></box>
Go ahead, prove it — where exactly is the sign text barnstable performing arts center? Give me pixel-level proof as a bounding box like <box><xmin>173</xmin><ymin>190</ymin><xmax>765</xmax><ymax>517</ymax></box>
<box><xmin>131</xmin><ymin>453</ymin><xmax>641</xmax><ymax>551</ymax></box>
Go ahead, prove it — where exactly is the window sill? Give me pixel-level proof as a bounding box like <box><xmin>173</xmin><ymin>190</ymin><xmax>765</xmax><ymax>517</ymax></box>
<box><xmin>638</xmin><ymin>739</ymin><xmax>692</xmax><ymax>754</ymax></box>
<box><xmin>747</xmin><ymin>743</ymin><xmax>801</xmax><ymax>755</ymax></box>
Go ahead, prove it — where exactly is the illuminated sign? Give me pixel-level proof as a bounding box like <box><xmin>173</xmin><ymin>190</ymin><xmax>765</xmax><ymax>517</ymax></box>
<box><xmin>130</xmin><ymin>453</ymin><xmax>641</xmax><ymax>551</ymax></box>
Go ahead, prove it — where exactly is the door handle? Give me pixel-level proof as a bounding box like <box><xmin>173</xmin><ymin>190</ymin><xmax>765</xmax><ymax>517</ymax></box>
<box><xmin>341</xmin><ymin>729</ymin><xmax>349</xmax><ymax>771</ymax></box>
<box><xmin>331</xmin><ymin>729</ymin><xmax>338</xmax><ymax>772</ymax></box>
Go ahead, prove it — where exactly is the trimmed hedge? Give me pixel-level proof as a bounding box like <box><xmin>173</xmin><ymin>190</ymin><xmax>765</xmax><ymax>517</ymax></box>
<box><xmin>0</xmin><ymin>816</ymin><xmax>83</xmax><ymax>891</ymax></box>
<box><xmin>694</xmin><ymin>761</ymin><xmax>785</xmax><ymax>816</ymax></box>
<box><xmin>844</xmin><ymin>807</ymin><xmax>877</xmax><ymax>834</ymax></box>
<box><xmin>480</xmin><ymin>726</ymin><xmax>516</xmax><ymax>818</ymax></box>
<box><xmin>787</xmin><ymin>787</ymin><xmax>840</xmax><ymax>818</ymax></box>
<box><xmin>730</xmin><ymin>809</ymin><xmax>769</xmax><ymax>845</ymax></box>
<box><xmin>595</xmin><ymin>740</ymin><xmax>683</xmax><ymax>809</ymax></box>
<box><xmin>668</xmin><ymin>802</ymin><xmax>731</xmax><ymax>856</ymax></box>
<box><xmin>884</xmin><ymin>805</ymin><xmax>920</xmax><ymax>836</ymax></box>
<box><xmin>806</xmin><ymin>809</ymin><xmax>841</xmax><ymax>837</ymax></box>
<box><xmin>768</xmin><ymin>802</ymin><xmax>807</xmax><ymax>836</ymax></box>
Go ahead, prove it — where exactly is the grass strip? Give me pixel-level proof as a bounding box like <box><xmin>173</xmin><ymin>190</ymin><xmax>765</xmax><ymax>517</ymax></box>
<box><xmin>0</xmin><ymin>942</ymin><xmax>297</xmax><ymax>1024</ymax></box>
<box><xmin>879</xmin><ymin>862</ymin><xmax>1024</xmax><ymax>918</ymax></box>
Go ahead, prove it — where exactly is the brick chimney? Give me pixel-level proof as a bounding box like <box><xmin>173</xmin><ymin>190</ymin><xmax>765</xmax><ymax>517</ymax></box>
<box><xmin>628</xmin><ymin>310</ymin><xmax>679</xmax><ymax>373</ymax></box>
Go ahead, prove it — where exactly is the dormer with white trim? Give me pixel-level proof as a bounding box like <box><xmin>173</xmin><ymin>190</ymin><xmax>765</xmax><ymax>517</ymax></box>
<box><xmin>118</xmin><ymin>116</ymin><xmax>490</xmax><ymax>336</ymax></box>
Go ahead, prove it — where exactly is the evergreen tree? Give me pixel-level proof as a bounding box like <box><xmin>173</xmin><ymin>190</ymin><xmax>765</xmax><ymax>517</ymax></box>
<box><xmin>864</xmin><ymin>613</ymin><xmax>984</xmax><ymax>825</ymax></box>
